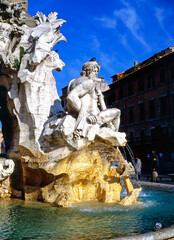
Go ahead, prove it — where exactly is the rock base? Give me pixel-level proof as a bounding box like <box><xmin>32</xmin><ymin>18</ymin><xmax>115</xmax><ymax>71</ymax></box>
<box><xmin>7</xmin><ymin>142</ymin><xmax>141</xmax><ymax>207</ymax></box>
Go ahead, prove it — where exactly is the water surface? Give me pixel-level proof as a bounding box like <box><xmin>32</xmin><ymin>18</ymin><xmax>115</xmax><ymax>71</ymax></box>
<box><xmin>0</xmin><ymin>187</ymin><xmax>174</xmax><ymax>240</ymax></box>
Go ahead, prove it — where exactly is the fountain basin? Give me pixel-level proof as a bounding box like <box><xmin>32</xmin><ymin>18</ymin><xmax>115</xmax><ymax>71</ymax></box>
<box><xmin>0</xmin><ymin>184</ymin><xmax>174</xmax><ymax>240</ymax></box>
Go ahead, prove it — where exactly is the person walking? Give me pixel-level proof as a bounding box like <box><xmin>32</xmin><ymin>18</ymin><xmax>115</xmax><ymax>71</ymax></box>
<box><xmin>152</xmin><ymin>158</ymin><xmax>159</xmax><ymax>182</ymax></box>
<box><xmin>152</xmin><ymin>157</ymin><xmax>158</xmax><ymax>170</ymax></box>
<box><xmin>152</xmin><ymin>168</ymin><xmax>158</xmax><ymax>182</ymax></box>
<box><xmin>136</xmin><ymin>157</ymin><xmax>142</xmax><ymax>180</ymax></box>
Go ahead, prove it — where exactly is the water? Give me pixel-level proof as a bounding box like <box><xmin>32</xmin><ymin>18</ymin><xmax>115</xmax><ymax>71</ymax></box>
<box><xmin>0</xmin><ymin>187</ymin><xmax>174</xmax><ymax>240</ymax></box>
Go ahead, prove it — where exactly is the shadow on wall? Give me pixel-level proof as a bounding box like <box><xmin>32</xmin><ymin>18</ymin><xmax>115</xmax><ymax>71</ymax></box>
<box><xmin>49</xmin><ymin>99</ymin><xmax>65</xmax><ymax>117</ymax></box>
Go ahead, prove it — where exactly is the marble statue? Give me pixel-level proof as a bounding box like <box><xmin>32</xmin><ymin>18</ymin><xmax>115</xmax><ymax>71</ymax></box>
<box><xmin>0</xmin><ymin>1</ymin><xmax>66</xmax><ymax>157</ymax></box>
<box><xmin>66</xmin><ymin>58</ymin><xmax>121</xmax><ymax>139</ymax></box>
<box><xmin>41</xmin><ymin>59</ymin><xmax>126</xmax><ymax>154</ymax></box>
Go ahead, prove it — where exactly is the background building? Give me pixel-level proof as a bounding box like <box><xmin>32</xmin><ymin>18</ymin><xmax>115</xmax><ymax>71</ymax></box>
<box><xmin>104</xmin><ymin>47</ymin><xmax>174</xmax><ymax>174</ymax></box>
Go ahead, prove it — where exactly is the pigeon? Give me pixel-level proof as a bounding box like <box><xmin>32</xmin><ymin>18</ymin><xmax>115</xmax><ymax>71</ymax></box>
<box><xmin>89</xmin><ymin>57</ymin><xmax>96</xmax><ymax>61</ymax></box>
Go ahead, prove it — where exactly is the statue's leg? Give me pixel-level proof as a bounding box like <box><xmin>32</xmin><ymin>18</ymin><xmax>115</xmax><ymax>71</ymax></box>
<box><xmin>112</xmin><ymin>110</ymin><xmax>121</xmax><ymax>131</ymax></box>
<box><xmin>99</xmin><ymin>108</ymin><xmax>121</xmax><ymax>131</ymax></box>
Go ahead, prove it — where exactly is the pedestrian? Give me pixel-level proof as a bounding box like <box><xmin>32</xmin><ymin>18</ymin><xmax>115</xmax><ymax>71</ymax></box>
<box><xmin>136</xmin><ymin>157</ymin><xmax>142</xmax><ymax>180</ymax></box>
<box><xmin>152</xmin><ymin>157</ymin><xmax>158</xmax><ymax>170</ymax></box>
<box><xmin>152</xmin><ymin>157</ymin><xmax>159</xmax><ymax>182</ymax></box>
<box><xmin>152</xmin><ymin>168</ymin><xmax>158</xmax><ymax>182</ymax></box>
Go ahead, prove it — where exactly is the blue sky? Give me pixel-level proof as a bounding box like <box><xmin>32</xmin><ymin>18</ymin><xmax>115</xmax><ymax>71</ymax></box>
<box><xmin>28</xmin><ymin>0</ymin><xmax>174</xmax><ymax>96</ymax></box>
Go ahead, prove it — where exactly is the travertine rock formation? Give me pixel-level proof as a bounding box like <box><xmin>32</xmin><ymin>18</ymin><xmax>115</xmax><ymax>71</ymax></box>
<box><xmin>0</xmin><ymin>157</ymin><xmax>15</xmax><ymax>198</ymax></box>
<box><xmin>23</xmin><ymin>142</ymin><xmax>141</xmax><ymax>207</ymax></box>
<box><xmin>0</xmin><ymin>157</ymin><xmax>14</xmax><ymax>181</ymax></box>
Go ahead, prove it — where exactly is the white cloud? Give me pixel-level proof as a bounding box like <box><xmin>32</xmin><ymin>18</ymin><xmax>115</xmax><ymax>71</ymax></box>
<box><xmin>93</xmin><ymin>0</ymin><xmax>151</xmax><ymax>51</ymax></box>
<box><xmin>88</xmin><ymin>35</ymin><xmax>101</xmax><ymax>50</ymax></box>
<box><xmin>119</xmin><ymin>0</ymin><xmax>130</xmax><ymax>8</ymax></box>
<box><xmin>119</xmin><ymin>34</ymin><xmax>134</xmax><ymax>54</ymax></box>
<box><xmin>95</xmin><ymin>16</ymin><xmax>117</xmax><ymax>29</ymax></box>
<box><xmin>114</xmin><ymin>7</ymin><xmax>140</xmax><ymax>33</ymax></box>
<box><xmin>99</xmin><ymin>52</ymin><xmax>117</xmax><ymax>74</ymax></box>
<box><xmin>114</xmin><ymin>7</ymin><xmax>150</xmax><ymax>51</ymax></box>
<box><xmin>154</xmin><ymin>7</ymin><xmax>174</xmax><ymax>41</ymax></box>
<box><xmin>154</xmin><ymin>7</ymin><xmax>164</xmax><ymax>25</ymax></box>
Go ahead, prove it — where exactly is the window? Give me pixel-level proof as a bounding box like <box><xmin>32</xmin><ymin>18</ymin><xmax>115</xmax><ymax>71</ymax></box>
<box><xmin>107</xmin><ymin>93</ymin><xmax>115</xmax><ymax>106</ymax></box>
<box><xmin>147</xmin><ymin>75</ymin><xmax>155</xmax><ymax>89</ymax></box>
<box><xmin>159</xmin><ymin>96</ymin><xmax>167</xmax><ymax>117</ymax></box>
<box><xmin>150</xmin><ymin>127</ymin><xmax>155</xmax><ymax>141</ymax></box>
<box><xmin>120</xmin><ymin>108</ymin><xmax>125</xmax><ymax>126</ymax></box>
<box><xmin>140</xmin><ymin>129</ymin><xmax>145</xmax><ymax>142</ymax></box>
<box><xmin>138</xmin><ymin>78</ymin><xmax>144</xmax><ymax>92</ymax></box>
<box><xmin>172</xmin><ymin>126</ymin><xmax>174</xmax><ymax>137</ymax></box>
<box><xmin>128</xmin><ymin>106</ymin><xmax>134</xmax><ymax>123</ymax></box>
<box><xmin>128</xmin><ymin>83</ymin><xmax>134</xmax><ymax>96</ymax></box>
<box><xmin>161</xmin><ymin>127</ymin><xmax>168</xmax><ymax>137</ymax></box>
<box><xmin>149</xmin><ymin>99</ymin><xmax>155</xmax><ymax>119</ymax></box>
<box><xmin>159</xmin><ymin>69</ymin><xmax>166</xmax><ymax>84</ymax></box>
<box><xmin>170</xmin><ymin>64</ymin><xmax>174</xmax><ymax>81</ymax></box>
<box><xmin>130</xmin><ymin>131</ymin><xmax>134</xmax><ymax>141</ymax></box>
<box><xmin>155</xmin><ymin>126</ymin><xmax>168</xmax><ymax>140</ymax></box>
<box><xmin>139</xmin><ymin>102</ymin><xmax>145</xmax><ymax>121</ymax></box>
<box><xmin>119</xmin><ymin>86</ymin><xmax>124</xmax><ymax>100</ymax></box>
<box><xmin>171</xmin><ymin>94</ymin><xmax>174</xmax><ymax>116</ymax></box>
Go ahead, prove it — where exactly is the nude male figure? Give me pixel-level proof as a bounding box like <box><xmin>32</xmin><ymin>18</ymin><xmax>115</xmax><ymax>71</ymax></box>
<box><xmin>66</xmin><ymin>58</ymin><xmax>121</xmax><ymax>138</ymax></box>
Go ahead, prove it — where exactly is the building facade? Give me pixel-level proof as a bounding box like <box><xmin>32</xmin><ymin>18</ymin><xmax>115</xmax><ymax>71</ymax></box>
<box><xmin>104</xmin><ymin>47</ymin><xmax>174</xmax><ymax>173</ymax></box>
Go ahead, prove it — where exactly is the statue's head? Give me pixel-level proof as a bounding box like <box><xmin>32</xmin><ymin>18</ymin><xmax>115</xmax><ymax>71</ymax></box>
<box><xmin>82</xmin><ymin>58</ymin><xmax>100</xmax><ymax>78</ymax></box>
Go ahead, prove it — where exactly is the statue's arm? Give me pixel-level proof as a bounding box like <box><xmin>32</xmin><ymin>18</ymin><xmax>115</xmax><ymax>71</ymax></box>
<box><xmin>67</xmin><ymin>80</ymin><xmax>95</xmax><ymax>113</ymax></box>
<box><xmin>96</xmin><ymin>88</ymin><xmax>107</xmax><ymax>111</ymax></box>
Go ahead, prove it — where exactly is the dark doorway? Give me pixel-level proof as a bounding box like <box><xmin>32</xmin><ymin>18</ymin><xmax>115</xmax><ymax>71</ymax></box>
<box><xmin>0</xmin><ymin>86</ymin><xmax>17</xmax><ymax>155</ymax></box>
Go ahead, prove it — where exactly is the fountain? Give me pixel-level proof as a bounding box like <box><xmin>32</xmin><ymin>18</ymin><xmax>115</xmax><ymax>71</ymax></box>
<box><xmin>0</xmin><ymin>1</ymin><xmax>174</xmax><ymax>239</ymax></box>
<box><xmin>0</xmin><ymin>0</ymin><xmax>141</xmax><ymax>206</ymax></box>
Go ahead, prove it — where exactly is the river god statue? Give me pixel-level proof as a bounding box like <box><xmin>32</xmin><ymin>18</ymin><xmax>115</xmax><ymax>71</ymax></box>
<box><xmin>67</xmin><ymin>59</ymin><xmax>121</xmax><ymax>139</ymax></box>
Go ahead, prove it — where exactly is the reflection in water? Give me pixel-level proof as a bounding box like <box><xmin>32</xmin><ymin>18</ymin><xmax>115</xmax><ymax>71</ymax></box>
<box><xmin>0</xmin><ymin>188</ymin><xmax>174</xmax><ymax>240</ymax></box>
